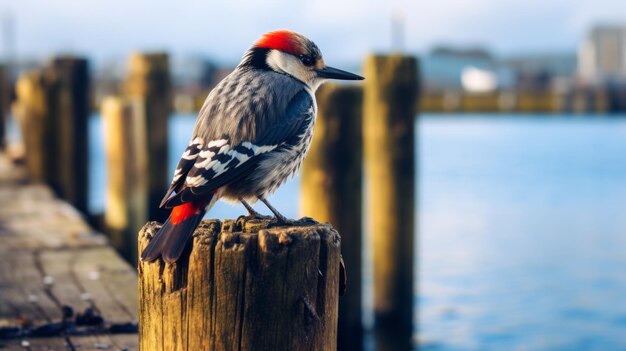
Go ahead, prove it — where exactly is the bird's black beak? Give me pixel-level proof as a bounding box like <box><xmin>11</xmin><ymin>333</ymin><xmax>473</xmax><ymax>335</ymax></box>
<box><xmin>315</xmin><ymin>66</ymin><xmax>364</xmax><ymax>80</ymax></box>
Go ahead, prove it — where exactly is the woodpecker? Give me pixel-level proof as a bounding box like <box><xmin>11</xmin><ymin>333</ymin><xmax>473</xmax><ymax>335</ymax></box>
<box><xmin>141</xmin><ymin>30</ymin><xmax>363</xmax><ymax>263</ymax></box>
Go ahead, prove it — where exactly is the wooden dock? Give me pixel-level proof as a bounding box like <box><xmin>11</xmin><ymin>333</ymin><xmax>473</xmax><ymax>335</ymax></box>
<box><xmin>0</xmin><ymin>154</ymin><xmax>138</xmax><ymax>350</ymax></box>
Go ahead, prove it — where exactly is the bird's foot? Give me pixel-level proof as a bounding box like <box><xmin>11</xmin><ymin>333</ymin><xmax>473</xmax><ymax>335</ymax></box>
<box><xmin>244</xmin><ymin>212</ymin><xmax>273</xmax><ymax>221</ymax></box>
<box><xmin>257</xmin><ymin>197</ymin><xmax>318</xmax><ymax>227</ymax></box>
<box><xmin>268</xmin><ymin>215</ymin><xmax>319</xmax><ymax>227</ymax></box>
<box><xmin>240</xmin><ymin>199</ymin><xmax>273</xmax><ymax>220</ymax></box>
<box><xmin>240</xmin><ymin>209</ymin><xmax>273</xmax><ymax>221</ymax></box>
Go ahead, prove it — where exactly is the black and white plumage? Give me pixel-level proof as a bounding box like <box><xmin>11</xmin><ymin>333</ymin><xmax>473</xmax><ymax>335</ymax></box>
<box><xmin>161</xmin><ymin>74</ymin><xmax>316</xmax><ymax>207</ymax></box>
<box><xmin>141</xmin><ymin>29</ymin><xmax>364</xmax><ymax>263</ymax></box>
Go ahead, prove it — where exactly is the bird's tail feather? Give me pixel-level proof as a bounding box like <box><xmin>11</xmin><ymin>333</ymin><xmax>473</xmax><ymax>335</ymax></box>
<box><xmin>141</xmin><ymin>195</ymin><xmax>216</xmax><ymax>263</ymax></box>
<box><xmin>140</xmin><ymin>211</ymin><xmax>205</xmax><ymax>263</ymax></box>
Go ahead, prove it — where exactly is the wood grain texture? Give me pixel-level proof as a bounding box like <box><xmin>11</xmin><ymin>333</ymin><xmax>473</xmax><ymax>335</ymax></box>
<box><xmin>363</xmin><ymin>54</ymin><xmax>419</xmax><ymax>351</ymax></box>
<box><xmin>0</xmin><ymin>154</ymin><xmax>138</xmax><ymax>350</ymax></box>
<box><xmin>138</xmin><ymin>218</ymin><xmax>342</xmax><ymax>351</ymax></box>
<box><xmin>301</xmin><ymin>83</ymin><xmax>364</xmax><ymax>351</ymax></box>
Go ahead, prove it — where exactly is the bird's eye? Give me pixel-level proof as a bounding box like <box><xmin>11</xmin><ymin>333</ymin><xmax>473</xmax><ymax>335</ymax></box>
<box><xmin>299</xmin><ymin>55</ymin><xmax>314</xmax><ymax>66</ymax></box>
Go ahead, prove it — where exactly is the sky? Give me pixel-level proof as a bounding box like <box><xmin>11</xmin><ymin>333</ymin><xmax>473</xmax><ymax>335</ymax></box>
<box><xmin>1</xmin><ymin>0</ymin><xmax>625</xmax><ymax>65</ymax></box>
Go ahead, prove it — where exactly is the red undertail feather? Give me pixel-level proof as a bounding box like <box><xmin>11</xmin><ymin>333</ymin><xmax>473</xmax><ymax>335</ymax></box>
<box><xmin>255</xmin><ymin>30</ymin><xmax>303</xmax><ymax>55</ymax></box>
<box><xmin>170</xmin><ymin>200</ymin><xmax>205</xmax><ymax>224</ymax></box>
<box><xmin>140</xmin><ymin>197</ymin><xmax>213</xmax><ymax>263</ymax></box>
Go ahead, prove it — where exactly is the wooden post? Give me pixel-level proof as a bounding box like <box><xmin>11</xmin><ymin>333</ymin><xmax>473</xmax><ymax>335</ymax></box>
<box><xmin>138</xmin><ymin>219</ymin><xmax>341</xmax><ymax>351</ymax></box>
<box><xmin>46</xmin><ymin>56</ymin><xmax>90</xmax><ymax>213</ymax></box>
<box><xmin>102</xmin><ymin>96</ymin><xmax>148</xmax><ymax>264</ymax></box>
<box><xmin>13</xmin><ymin>70</ymin><xmax>57</xmax><ymax>183</ymax></box>
<box><xmin>0</xmin><ymin>65</ymin><xmax>6</xmax><ymax>149</ymax></box>
<box><xmin>124</xmin><ymin>52</ymin><xmax>171</xmax><ymax>222</ymax></box>
<box><xmin>363</xmin><ymin>54</ymin><xmax>418</xmax><ymax>350</ymax></box>
<box><xmin>301</xmin><ymin>83</ymin><xmax>363</xmax><ymax>351</ymax></box>
<box><xmin>12</xmin><ymin>57</ymin><xmax>90</xmax><ymax>213</ymax></box>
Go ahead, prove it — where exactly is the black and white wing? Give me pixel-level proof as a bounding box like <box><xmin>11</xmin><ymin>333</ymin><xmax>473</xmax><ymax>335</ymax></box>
<box><xmin>160</xmin><ymin>89</ymin><xmax>314</xmax><ymax>208</ymax></box>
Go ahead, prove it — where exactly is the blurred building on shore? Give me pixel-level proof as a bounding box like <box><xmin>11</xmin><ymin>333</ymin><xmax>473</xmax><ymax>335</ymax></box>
<box><xmin>576</xmin><ymin>24</ymin><xmax>626</xmax><ymax>111</ymax></box>
<box><xmin>419</xmin><ymin>24</ymin><xmax>626</xmax><ymax>114</ymax></box>
<box><xmin>422</xmin><ymin>46</ymin><xmax>577</xmax><ymax>93</ymax></box>
<box><xmin>420</xmin><ymin>45</ymin><xmax>587</xmax><ymax>113</ymax></box>
<box><xmin>579</xmin><ymin>24</ymin><xmax>626</xmax><ymax>82</ymax></box>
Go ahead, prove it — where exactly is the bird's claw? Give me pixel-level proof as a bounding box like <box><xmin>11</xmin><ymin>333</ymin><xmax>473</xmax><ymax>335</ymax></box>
<box><xmin>241</xmin><ymin>207</ymin><xmax>274</xmax><ymax>221</ymax></box>
<box><xmin>244</xmin><ymin>213</ymin><xmax>273</xmax><ymax>221</ymax></box>
<box><xmin>296</xmin><ymin>216</ymin><xmax>319</xmax><ymax>225</ymax></box>
<box><xmin>268</xmin><ymin>216</ymin><xmax>319</xmax><ymax>227</ymax></box>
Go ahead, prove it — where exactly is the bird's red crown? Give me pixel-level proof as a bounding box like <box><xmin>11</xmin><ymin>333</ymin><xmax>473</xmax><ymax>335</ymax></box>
<box><xmin>254</xmin><ymin>30</ymin><xmax>305</xmax><ymax>55</ymax></box>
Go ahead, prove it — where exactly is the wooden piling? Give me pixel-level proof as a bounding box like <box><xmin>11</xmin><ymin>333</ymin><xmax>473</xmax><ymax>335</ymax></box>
<box><xmin>13</xmin><ymin>70</ymin><xmax>56</xmax><ymax>183</ymax></box>
<box><xmin>102</xmin><ymin>96</ymin><xmax>148</xmax><ymax>264</ymax></box>
<box><xmin>124</xmin><ymin>52</ymin><xmax>171</xmax><ymax>222</ymax></box>
<box><xmin>301</xmin><ymin>83</ymin><xmax>364</xmax><ymax>350</ymax></box>
<box><xmin>363</xmin><ymin>54</ymin><xmax>418</xmax><ymax>350</ymax></box>
<box><xmin>12</xmin><ymin>57</ymin><xmax>90</xmax><ymax>213</ymax></box>
<box><xmin>138</xmin><ymin>218</ymin><xmax>342</xmax><ymax>351</ymax></box>
<box><xmin>0</xmin><ymin>65</ymin><xmax>6</xmax><ymax>149</ymax></box>
<box><xmin>47</xmin><ymin>56</ymin><xmax>90</xmax><ymax>213</ymax></box>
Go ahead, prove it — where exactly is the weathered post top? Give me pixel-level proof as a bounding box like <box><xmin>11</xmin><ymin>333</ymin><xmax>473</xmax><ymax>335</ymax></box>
<box><xmin>138</xmin><ymin>218</ymin><xmax>341</xmax><ymax>351</ymax></box>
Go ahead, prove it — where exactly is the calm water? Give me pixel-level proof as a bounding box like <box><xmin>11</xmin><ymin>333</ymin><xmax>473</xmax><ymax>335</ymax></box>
<box><xmin>89</xmin><ymin>113</ymin><xmax>626</xmax><ymax>350</ymax></box>
<box><xmin>419</xmin><ymin>115</ymin><xmax>626</xmax><ymax>351</ymax></box>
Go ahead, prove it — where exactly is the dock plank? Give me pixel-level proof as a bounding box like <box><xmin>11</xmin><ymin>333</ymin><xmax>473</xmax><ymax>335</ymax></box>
<box><xmin>70</xmin><ymin>247</ymin><xmax>138</xmax><ymax>323</ymax></box>
<box><xmin>0</xmin><ymin>155</ymin><xmax>138</xmax><ymax>349</ymax></box>
<box><xmin>0</xmin><ymin>251</ymin><xmax>62</xmax><ymax>327</ymax></box>
<box><xmin>1</xmin><ymin>334</ymin><xmax>138</xmax><ymax>350</ymax></box>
